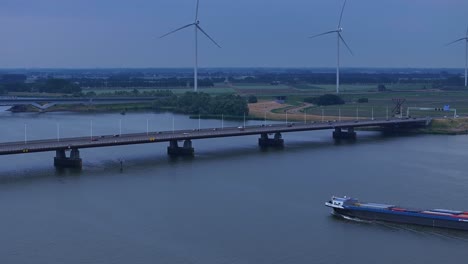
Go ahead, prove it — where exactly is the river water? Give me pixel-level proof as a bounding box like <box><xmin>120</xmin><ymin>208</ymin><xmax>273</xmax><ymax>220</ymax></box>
<box><xmin>0</xmin><ymin>111</ymin><xmax>467</xmax><ymax>264</ymax></box>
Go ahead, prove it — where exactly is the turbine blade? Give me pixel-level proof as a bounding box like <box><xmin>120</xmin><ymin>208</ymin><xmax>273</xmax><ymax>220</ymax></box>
<box><xmin>339</xmin><ymin>33</ymin><xmax>353</xmax><ymax>55</ymax></box>
<box><xmin>445</xmin><ymin>38</ymin><xmax>466</xmax><ymax>46</ymax></box>
<box><xmin>159</xmin><ymin>23</ymin><xmax>194</xmax><ymax>39</ymax></box>
<box><xmin>338</xmin><ymin>0</ymin><xmax>347</xmax><ymax>28</ymax></box>
<box><xmin>197</xmin><ymin>25</ymin><xmax>221</xmax><ymax>48</ymax></box>
<box><xmin>309</xmin><ymin>30</ymin><xmax>338</xmax><ymax>39</ymax></box>
<box><xmin>195</xmin><ymin>0</ymin><xmax>200</xmax><ymax>21</ymax></box>
<box><xmin>466</xmin><ymin>24</ymin><xmax>468</xmax><ymax>38</ymax></box>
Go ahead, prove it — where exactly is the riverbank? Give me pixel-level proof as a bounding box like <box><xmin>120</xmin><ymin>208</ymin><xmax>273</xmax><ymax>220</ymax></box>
<box><xmin>248</xmin><ymin>101</ymin><xmax>468</xmax><ymax>135</ymax></box>
<box><xmin>248</xmin><ymin>101</ymin><xmax>361</xmax><ymax>122</ymax></box>
<box><xmin>5</xmin><ymin>100</ymin><xmax>467</xmax><ymax>135</ymax></box>
<box><xmin>8</xmin><ymin>103</ymin><xmax>157</xmax><ymax>113</ymax></box>
<box><xmin>421</xmin><ymin>118</ymin><xmax>468</xmax><ymax>135</ymax></box>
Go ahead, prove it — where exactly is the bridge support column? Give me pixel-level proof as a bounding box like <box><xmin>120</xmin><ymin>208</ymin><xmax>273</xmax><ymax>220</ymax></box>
<box><xmin>54</xmin><ymin>149</ymin><xmax>82</xmax><ymax>169</ymax></box>
<box><xmin>333</xmin><ymin>127</ymin><xmax>356</xmax><ymax>140</ymax></box>
<box><xmin>167</xmin><ymin>140</ymin><xmax>194</xmax><ymax>157</ymax></box>
<box><xmin>258</xmin><ymin>133</ymin><xmax>284</xmax><ymax>148</ymax></box>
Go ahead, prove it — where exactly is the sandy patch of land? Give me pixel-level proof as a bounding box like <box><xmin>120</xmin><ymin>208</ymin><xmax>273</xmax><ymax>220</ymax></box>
<box><xmin>248</xmin><ymin>100</ymin><xmax>354</xmax><ymax>122</ymax></box>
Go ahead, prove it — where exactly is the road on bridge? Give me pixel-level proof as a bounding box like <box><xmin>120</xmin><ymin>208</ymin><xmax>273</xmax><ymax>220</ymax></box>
<box><xmin>0</xmin><ymin>118</ymin><xmax>430</xmax><ymax>155</ymax></box>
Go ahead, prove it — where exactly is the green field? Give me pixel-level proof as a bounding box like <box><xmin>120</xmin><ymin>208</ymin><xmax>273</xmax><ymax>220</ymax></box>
<box><xmin>77</xmin><ymin>82</ymin><xmax>468</xmax><ymax>118</ymax></box>
<box><xmin>299</xmin><ymin>91</ymin><xmax>468</xmax><ymax>118</ymax></box>
<box><xmin>230</xmin><ymin>83</ymin><xmax>292</xmax><ymax>90</ymax></box>
<box><xmin>83</xmin><ymin>82</ymin><xmax>430</xmax><ymax>97</ymax></box>
<box><xmin>84</xmin><ymin>86</ymin><xmax>236</xmax><ymax>95</ymax></box>
<box><xmin>293</xmin><ymin>83</ymin><xmax>429</xmax><ymax>93</ymax></box>
<box><xmin>235</xmin><ymin>81</ymin><xmax>468</xmax><ymax>119</ymax></box>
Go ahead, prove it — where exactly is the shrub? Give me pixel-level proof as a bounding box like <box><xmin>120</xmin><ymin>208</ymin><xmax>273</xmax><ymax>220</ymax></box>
<box><xmin>304</xmin><ymin>94</ymin><xmax>344</xmax><ymax>106</ymax></box>
<box><xmin>248</xmin><ymin>95</ymin><xmax>258</xmax><ymax>103</ymax></box>
<box><xmin>377</xmin><ymin>84</ymin><xmax>387</xmax><ymax>92</ymax></box>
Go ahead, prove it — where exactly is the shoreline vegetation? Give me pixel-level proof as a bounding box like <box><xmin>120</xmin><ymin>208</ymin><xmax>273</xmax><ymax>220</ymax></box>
<box><xmin>3</xmin><ymin>70</ymin><xmax>468</xmax><ymax>135</ymax></box>
<box><xmin>420</xmin><ymin>118</ymin><xmax>468</xmax><ymax>135</ymax></box>
<box><xmin>5</xmin><ymin>99</ymin><xmax>467</xmax><ymax>135</ymax></box>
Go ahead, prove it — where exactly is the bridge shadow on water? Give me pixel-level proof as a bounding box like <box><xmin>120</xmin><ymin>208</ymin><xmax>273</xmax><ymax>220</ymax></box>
<box><xmin>0</xmin><ymin>131</ymin><xmax>424</xmax><ymax>186</ymax></box>
<box><xmin>0</xmin><ymin>167</ymin><xmax>82</xmax><ymax>187</ymax></box>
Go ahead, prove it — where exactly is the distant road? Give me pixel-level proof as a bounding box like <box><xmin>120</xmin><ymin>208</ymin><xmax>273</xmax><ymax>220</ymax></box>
<box><xmin>0</xmin><ymin>96</ymin><xmax>161</xmax><ymax>104</ymax></box>
<box><xmin>0</xmin><ymin>97</ymin><xmax>162</xmax><ymax>110</ymax></box>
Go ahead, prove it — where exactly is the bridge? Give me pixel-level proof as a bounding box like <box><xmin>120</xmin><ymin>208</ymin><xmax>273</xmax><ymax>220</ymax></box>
<box><xmin>0</xmin><ymin>97</ymin><xmax>161</xmax><ymax>111</ymax></box>
<box><xmin>0</xmin><ymin>117</ymin><xmax>431</xmax><ymax>169</ymax></box>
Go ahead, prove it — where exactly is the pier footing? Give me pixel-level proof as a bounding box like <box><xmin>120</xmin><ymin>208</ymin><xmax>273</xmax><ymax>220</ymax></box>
<box><xmin>167</xmin><ymin>140</ymin><xmax>194</xmax><ymax>157</ymax></box>
<box><xmin>54</xmin><ymin>149</ymin><xmax>82</xmax><ymax>169</ymax></box>
<box><xmin>259</xmin><ymin>133</ymin><xmax>284</xmax><ymax>148</ymax></box>
<box><xmin>333</xmin><ymin>128</ymin><xmax>357</xmax><ymax>140</ymax></box>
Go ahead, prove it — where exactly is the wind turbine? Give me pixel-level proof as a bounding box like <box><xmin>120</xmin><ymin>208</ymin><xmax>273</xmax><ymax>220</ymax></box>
<box><xmin>310</xmin><ymin>0</ymin><xmax>353</xmax><ymax>94</ymax></box>
<box><xmin>446</xmin><ymin>26</ymin><xmax>468</xmax><ymax>87</ymax></box>
<box><xmin>160</xmin><ymin>0</ymin><xmax>221</xmax><ymax>92</ymax></box>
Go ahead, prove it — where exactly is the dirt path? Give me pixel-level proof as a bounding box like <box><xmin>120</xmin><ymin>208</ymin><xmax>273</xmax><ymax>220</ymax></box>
<box><xmin>248</xmin><ymin>101</ymin><xmax>354</xmax><ymax>122</ymax></box>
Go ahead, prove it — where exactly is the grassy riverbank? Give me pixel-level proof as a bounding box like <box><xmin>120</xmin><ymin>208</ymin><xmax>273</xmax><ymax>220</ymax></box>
<box><xmin>247</xmin><ymin>100</ymin><xmax>468</xmax><ymax>135</ymax></box>
<box><xmin>421</xmin><ymin>118</ymin><xmax>468</xmax><ymax>135</ymax></box>
<box><xmin>7</xmin><ymin>97</ymin><xmax>468</xmax><ymax>135</ymax></box>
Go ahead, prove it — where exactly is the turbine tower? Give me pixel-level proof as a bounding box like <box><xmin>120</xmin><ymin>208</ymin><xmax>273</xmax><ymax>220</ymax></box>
<box><xmin>160</xmin><ymin>0</ymin><xmax>221</xmax><ymax>92</ymax></box>
<box><xmin>310</xmin><ymin>0</ymin><xmax>353</xmax><ymax>94</ymax></box>
<box><xmin>446</xmin><ymin>26</ymin><xmax>468</xmax><ymax>87</ymax></box>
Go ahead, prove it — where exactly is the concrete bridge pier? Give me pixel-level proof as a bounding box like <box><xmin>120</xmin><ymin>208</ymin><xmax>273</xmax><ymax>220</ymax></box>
<box><xmin>54</xmin><ymin>149</ymin><xmax>82</xmax><ymax>169</ymax></box>
<box><xmin>167</xmin><ymin>140</ymin><xmax>194</xmax><ymax>157</ymax></box>
<box><xmin>333</xmin><ymin>127</ymin><xmax>356</xmax><ymax>140</ymax></box>
<box><xmin>258</xmin><ymin>133</ymin><xmax>284</xmax><ymax>148</ymax></box>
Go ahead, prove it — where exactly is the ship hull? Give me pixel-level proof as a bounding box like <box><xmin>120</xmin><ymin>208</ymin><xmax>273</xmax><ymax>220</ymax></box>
<box><xmin>333</xmin><ymin>208</ymin><xmax>468</xmax><ymax>231</ymax></box>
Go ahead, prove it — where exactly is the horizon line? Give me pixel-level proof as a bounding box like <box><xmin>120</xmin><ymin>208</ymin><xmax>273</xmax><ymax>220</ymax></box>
<box><xmin>0</xmin><ymin>66</ymin><xmax>465</xmax><ymax>71</ymax></box>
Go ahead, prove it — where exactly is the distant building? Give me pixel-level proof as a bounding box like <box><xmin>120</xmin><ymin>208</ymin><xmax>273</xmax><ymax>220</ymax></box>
<box><xmin>275</xmin><ymin>96</ymin><xmax>286</xmax><ymax>104</ymax></box>
<box><xmin>223</xmin><ymin>77</ymin><xmax>232</xmax><ymax>86</ymax></box>
<box><xmin>377</xmin><ymin>84</ymin><xmax>387</xmax><ymax>92</ymax></box>
<box><xmin>25</xmin><ymin>76</ymin><xmax>38</xmax><ymax>84</ymax></box>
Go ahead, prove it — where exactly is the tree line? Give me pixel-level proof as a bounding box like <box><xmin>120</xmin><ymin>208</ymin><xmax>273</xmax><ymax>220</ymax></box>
<box><xmin>152</xmin><ymin>92</ymin><xmax>249</xmax><ymax>116</ymax></box>
<box><xmin>75</xmin><ymin>77</ymin><xmax>217</xmax><ymax>88</ymax></box>
<box><xmin>85</xmin><ymin>90</ymin><xmax>249</xmax><ymax>116</ymax></box>
<box><xmin>0</xmin><ymin>74</ymin><xmax>81</xmax><ymax>94</ymax></box>
<box><xmin>229</xmin><ymin>72</ymin><xmax>466</xmax><ymax>87</ymax></box>
<box><xmin>304</xmin><ymin>94</ymin><xmax>345</xmax><ymax>106</ymax></box>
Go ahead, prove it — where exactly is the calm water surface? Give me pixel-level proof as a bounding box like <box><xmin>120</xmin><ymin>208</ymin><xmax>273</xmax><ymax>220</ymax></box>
<box><xmin>0</xmin><ymin>111</ymin><xmax>467</xmax><ymax>264</ymax></box>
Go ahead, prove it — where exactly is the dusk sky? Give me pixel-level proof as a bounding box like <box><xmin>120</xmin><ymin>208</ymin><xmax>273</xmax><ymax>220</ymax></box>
<box><xmin>0</xmin><ymin>0</ymin><xmax>467</xmax><ymax>68</ymax></box>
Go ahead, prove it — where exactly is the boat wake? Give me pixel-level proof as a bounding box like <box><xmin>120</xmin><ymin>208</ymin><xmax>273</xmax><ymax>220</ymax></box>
<box><xmin>332</xmin><ymin>211</ymin><xmax>468</xmax><ymax>242</ymax></box>
<box><xmin>0</xmin><ymin>106</ymin><xmax>11</xmax><ymax>112</ymax></box>
<box><xmin>375</xmin><ymin>221</ymin><xmax>468</xmax><ymax>242</ymax></box>
<box><xmin>332</xmin><ymin>212</ymin><xmax>372</xmax><ymax>223</ymax></box>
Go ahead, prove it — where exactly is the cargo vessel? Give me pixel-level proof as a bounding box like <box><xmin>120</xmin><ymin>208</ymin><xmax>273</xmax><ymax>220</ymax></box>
<box><xmin>325</xmin><ymin>196</ymin><xmax>468</xmax><ymax>231</ymax></box>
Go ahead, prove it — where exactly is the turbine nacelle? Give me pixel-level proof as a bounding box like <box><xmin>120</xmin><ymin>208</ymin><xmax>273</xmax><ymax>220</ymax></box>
<box><xmin>338</xmin><ymin>27</ymin><xmax>343</xmax><ymax>32</ymax></box>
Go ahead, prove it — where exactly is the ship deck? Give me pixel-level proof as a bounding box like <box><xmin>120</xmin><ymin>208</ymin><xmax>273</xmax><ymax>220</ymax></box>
<box><xmin>340</xmin><ymin>198</ymin><xmax>468</xmax><ymax>219</ymax></box>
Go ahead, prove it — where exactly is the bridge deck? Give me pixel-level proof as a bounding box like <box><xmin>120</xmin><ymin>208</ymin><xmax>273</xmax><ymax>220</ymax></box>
<box><xmin>0</xmin><ymin>118</ymin><xmax>430</xmax><ymax>155</ymax></box>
